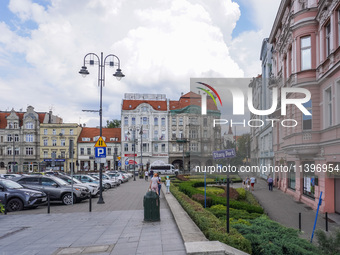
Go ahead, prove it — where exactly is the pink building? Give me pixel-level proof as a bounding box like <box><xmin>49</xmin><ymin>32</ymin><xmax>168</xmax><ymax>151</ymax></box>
<box><xmin>269</xmin><ymin>0</ymin><xmax>340</xmax><ymax>213</ymax></box>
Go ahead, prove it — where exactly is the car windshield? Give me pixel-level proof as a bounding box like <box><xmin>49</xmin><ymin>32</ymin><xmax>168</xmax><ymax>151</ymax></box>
<box><xmin>53</xmin><ymin>177</ymin><xmax>69</xmax><ymax>186</ymax></box>
<box><xmin>1</xmin><ymin>179</ymin><xmax>24</xmax><ymax>189</ymax></box>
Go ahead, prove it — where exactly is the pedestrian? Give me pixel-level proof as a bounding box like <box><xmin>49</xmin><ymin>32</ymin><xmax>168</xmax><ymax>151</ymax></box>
<box><xmin>246</xmin><ymin>176</ymin><xmax>250</xmax><ymax>191</ymax></box>
<box><xmin>149</xmin><ymin>173</ymin><xmax>160</xmax><ymax>195</ymax></box>
<box><xmin>165</xmin><ymin>176</ymin><xmax>170</xmax><ymax>194</ymax></box>
<box><xmin>158</xmin><ymin>174</ymin><xmax>162</xmax><ymax>196</ymax></box>
<box><xmin>267</xmin><ymin>174</ymin><xmax>273</xmax><ymax>191</ymax></box>
<box><xmin>250</xmin><ymin>176</ymin><xmax>256</xmax><ymax>191</ymax></box>
<box><xmin>144</xmin><ymin>170</ymin><xmax>148</xmax><ymax>181</ymax></box>
<box><xmin>150</xmin><ymin>169</ymin><xmax>154</xmax><ymax>178</ymax></box>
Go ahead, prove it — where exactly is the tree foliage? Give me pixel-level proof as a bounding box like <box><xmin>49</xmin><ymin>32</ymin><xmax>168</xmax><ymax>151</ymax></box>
<box><xmin>106</xmin><ymin>119</ymin><xmax>121</xmax><ymax>128</ymax></box>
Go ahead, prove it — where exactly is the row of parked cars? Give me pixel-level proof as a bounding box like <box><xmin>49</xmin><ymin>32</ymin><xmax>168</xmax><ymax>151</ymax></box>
<box><xmin>0</xmin><ymin>170</ymin><xmax>133</xmax><ymax>212</ymax></box>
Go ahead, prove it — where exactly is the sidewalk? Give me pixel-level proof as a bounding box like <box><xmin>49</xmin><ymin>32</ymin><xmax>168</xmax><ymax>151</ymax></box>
<box><xmin>236</xmin><ymin>173</ymin><xmax>340</xmax><ymax>240</ymax></box>
<box><xmin>0</xmin><ymin>179</ymin><xmax>186</xmax><ymax>255</ymax></box>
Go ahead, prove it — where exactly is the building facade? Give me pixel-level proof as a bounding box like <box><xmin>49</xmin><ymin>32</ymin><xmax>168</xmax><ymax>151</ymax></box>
<box><xmin>121</xmin><ymin>93</ymin><xmax>169</xmax><ymax>170</ymax></box>
<box><xmin>268</xmin><ymin>0</ymin><xmax>340</xmax><ymax>213</ymax></box>
<box><xmin>77</xmin><ymin>127</ymin><xmax>121</xmax><ymax>172</ymax></box>
<box><xmin>40</xmin><ymin>123</ymin><xmax>81</xmax><ymax>173</ymax></box>
<box><xmin>0</xmin><ymin>106</ymin><xmax>62</xmax><ymax>173</ymax></box>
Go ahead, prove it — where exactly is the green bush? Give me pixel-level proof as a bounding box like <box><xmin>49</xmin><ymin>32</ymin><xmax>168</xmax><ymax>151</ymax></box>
<box><xmin>0</xmin><ymin>202</ymin><xmax>4</xmax><ymax>214</ymax></box>
<box><xmin>197</xmin><ymin>187</ymin><xmax>225</xmax><ymax>195</ymax></box>
<box><xmin>236</xmin><ymin>188</ymin><xmax>246</xmax><ymax>200</ymax></box>
<box><xmin>315</xmin><ymin>229</ymin><xmax>340</xmax><ymax>255</ymax></box>
<box><xmin>233</xmin><ymin>215</ymin><xmax>322</xmax><ymax>255</ymax></box>
<box><xmin>171</xmin><ymin>184</ymin><xmax>252</xmax><ymax>254</ymax></box>
<box><xmin>208</xmin><ymin>205</ymin><xmax>262</xmax><ymax>220</ymax></box>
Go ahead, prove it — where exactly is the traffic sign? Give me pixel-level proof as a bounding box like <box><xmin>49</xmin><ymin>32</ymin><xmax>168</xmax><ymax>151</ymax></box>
<box><xmin>95</xmin><ymin>147</ymin><xmax>106</xmax><ymax>158</ymax></box>
<box><xmin>94</xmin><ymin>137</ymin><xmax>107</xmax><ymax>147</ymax></box>
<box><xmin>125</xmin><ymin>160</ymin><xmax>129</xmax><ymax>165</ymax></box>
<box><xmin>118</xmin><ymin>160</ymin><xmax>121</xmax><ymax>167</ymax></box>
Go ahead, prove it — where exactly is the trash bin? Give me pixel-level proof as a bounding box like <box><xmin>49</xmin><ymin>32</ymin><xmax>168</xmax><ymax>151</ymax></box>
<box><xmin>143</xmin><ymin>191</ymin><xmax>160</xmax><ymax>221</ymax></box>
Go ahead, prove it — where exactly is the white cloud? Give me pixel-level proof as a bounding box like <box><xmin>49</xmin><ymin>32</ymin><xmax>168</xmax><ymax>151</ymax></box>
<box><xmin>0</xmin><ymin>0</ymin><xmax>279</xmax><ymax>125</ymax></box>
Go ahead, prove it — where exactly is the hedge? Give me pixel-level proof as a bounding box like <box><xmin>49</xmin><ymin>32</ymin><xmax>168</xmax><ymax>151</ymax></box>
<box><xmin>208</xmin><ymin>204</ymin><xmax>262</xmax><ymax>220</ymax></box>
<box><xmin>179</xmin><ymin>181</ymin><xmax>264</xmax><ymax>214</ymax></box>
<box><xmin>171</xmin><ymin>184</ymin><xmax>252</xmax><ymax>254</ymax></box>
<box><xmin>233</xmin><ymin>216</ymin><xmax>322</xmax><ymax>255</ymax></box>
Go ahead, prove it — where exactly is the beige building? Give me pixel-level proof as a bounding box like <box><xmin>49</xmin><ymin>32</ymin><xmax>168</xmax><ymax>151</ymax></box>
<box><xmin>40</xmin><ymin>123</ymin><xmax>82</xmax><ymax>173</ymax></box>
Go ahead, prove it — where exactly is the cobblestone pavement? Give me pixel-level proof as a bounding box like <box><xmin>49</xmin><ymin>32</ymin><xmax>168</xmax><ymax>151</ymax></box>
<box><xmin>0</xmin><ymin>178</ymin><xmax>186</xmax><ymax>255</ymax></box>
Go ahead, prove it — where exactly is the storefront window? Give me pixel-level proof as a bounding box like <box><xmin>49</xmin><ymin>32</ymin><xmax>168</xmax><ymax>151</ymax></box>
<box><xmin>288</xmin><ymin>161</ymin><xmax>296</xmax><ymax>190</ymax></box>
<box><xmin>303</xmin><ymin>162</ymin><xmax>315</xmax><ymax>198</ymax></box>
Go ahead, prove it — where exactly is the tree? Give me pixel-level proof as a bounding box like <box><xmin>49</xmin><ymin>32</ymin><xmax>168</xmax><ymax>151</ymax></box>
<box><xmin>106</xmin><ymin>119</ymin><xmax>121</xmax><ymax>128</ymax></box>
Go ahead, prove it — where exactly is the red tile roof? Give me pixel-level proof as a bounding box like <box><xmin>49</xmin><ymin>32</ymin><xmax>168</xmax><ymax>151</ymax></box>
<box><xmin>0</xmin><ymin>111</ymin><xmax>47</xmax><ymax>129</ymax></box>
<box><xmin>122</xmin><ymin>100</ymin><xmax>167</xmax><ymax>111</ymax></box>
<box><xmin>169</xmin><ymin>91</ymin><xmax>218</xmax><ymax>111</ymax></box>
<box><xmin>78</xmin><ymin>127</ymin><xmax>121</xmax><ymax>143</ymax></box>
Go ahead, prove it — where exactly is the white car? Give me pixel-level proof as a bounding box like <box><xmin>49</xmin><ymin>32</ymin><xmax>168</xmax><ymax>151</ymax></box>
<box><xmin>57</xmin><ymin>175</ymin><xmax>99</xmax><ymax>197</ymax></box>
<box><xmin>89</xmin><ymin>174</ymin><xmax>117</xmax><ymax>189</ymax></box>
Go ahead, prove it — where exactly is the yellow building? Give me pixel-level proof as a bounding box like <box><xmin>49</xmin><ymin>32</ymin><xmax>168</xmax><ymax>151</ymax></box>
<box><xmin>40</xmin><ymin>123</ymin><xmax>82</xmax><ymax>173</ymax></box>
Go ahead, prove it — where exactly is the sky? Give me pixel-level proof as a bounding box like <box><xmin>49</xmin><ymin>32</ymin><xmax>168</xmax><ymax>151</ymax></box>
<box><xmin>0</xmin><ymin>0</ymin><xmax>281</xmax><ymax>127</ymax></box>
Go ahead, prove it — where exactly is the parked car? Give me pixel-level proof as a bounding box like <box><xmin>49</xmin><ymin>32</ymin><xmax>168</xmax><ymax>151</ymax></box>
<box><xmin>107</xmin><ymin>172</ymin><xmax>127</xmax><ymax>184</ymax></box>
<box><xmin>73</xmin><ymin>174</ymin><xmax>107</xmax><ymax>190</ymax></box>
<box><xmin>12</xmin><ymin>175</ymin><xmax>88</xmax><ymax>205</ymax></box>
<box><xmin>57</xmin><ymin>175</ymin><xmax>99</xmax><ymax>197</ymax></box>
<box><xmin>0</xmin><ymin>179</ymin><xmax>47</xmax><ymax>212</ymax></box>
<box><xmin>88</xmin><ymin>173</ymin><xmax>118</xmax><ymax>188</ymax></box>
<box><xmin>0</xmin><ymin>174</ymin><xmax>22</xmax><ymax>179</ymax></box>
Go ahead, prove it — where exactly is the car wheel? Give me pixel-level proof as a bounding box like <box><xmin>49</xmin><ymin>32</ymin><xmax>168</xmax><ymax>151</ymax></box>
<box><xmin>7</xmin><ymin>198</ymin><xmax>24</xmax><ymax>212</ymax></box>
<box><xmin>104</xmin><ymin>183</ymin><xmax>111</xmax><ymax>189</ymax></box>
<box><xmin>119</xmin><ymin>180</ymin><xmax>122</xmax><ymax>184</ymax></box>
<box><xmin>62</xmin><ymin>193</ymin><xmax>75</xmax><ymax>205</ymax></box>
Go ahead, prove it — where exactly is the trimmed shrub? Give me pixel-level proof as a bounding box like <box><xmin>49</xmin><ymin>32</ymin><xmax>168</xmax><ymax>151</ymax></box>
<box><xmin>236</xmin><ymin>188</ymin><xmax>246</xmax><ymax>200</ymax></box>
<box><xmin>171</xmin><ymin>184</ymin><xmax>252</xmax><ymax>254</ymax></box>
<box><xmin>176</xmin><ymin>175</ymin><xmax>189</xmax><ymax>181</ymax></box>
<box><xmin>196</xmin><ymin>187</ymin><xmax>225</xmax><ymax>195</ymax></box>
<box><xmin>233</xmin><ymin>215</ymin><xmax>322</xmax><ymax>255</ymax></box>
<box><xmin>208</xmin><ymin>205</ymin><xmax>262</xmax><ymax>220</ymax></box>
<box><xmin>315</xmin><ymin>229</ymin><xmax>340</xmax><ymax>255</ymax></box>
<box><xmin>192</xmin><ymin>193</ymin><xmax>212</xmax><ymax>207</ymax></box>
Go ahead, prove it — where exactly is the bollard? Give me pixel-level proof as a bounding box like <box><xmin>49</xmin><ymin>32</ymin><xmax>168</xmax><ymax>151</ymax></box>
<box><xmin>4</xmin><ymin>193</ymin><xmax>7</xmax><ymax>215</ymax></box>
<box><xmin>89</xmin><ymin>194</ymin><xmax>92</xmax><ymax>212</ymax></box>
<box><xmin>47</xmin><ymin>193</ymin><xmax>50</xmax><ymax>214</ymax></box>
<box><xmin>299</xmin><ymin>212</ymin><xmax>301</xmax><ymax>232</ymax></box>
<box><xmin>325</xmin><ymin>212</ymin><xmax>328</xmax><ymax>232</ymax></box>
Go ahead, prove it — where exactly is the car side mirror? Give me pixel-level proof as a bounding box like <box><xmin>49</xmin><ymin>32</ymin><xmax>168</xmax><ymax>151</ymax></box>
<box><xmin>52</xmin><ymin>183</ymin><xmax>58</xmax><ymax>188</ymax></box>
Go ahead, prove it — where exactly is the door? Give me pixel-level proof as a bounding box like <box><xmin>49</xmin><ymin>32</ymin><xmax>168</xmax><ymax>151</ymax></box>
<box><xmin>335</xmin><ymin>178</ymin><xmax>340</xmax><ymax>214</ymax></box>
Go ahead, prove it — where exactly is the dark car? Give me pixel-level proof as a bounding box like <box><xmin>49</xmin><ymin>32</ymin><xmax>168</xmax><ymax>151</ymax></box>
<box><xmin>0</xmin><ymin>179</ymin><xmax>47</xmax><ymax>212</ymax></box>
<box><xmin>12</xmin><ymin>175</ymin><xmax>88</xmax><ymax>205</ymax></box>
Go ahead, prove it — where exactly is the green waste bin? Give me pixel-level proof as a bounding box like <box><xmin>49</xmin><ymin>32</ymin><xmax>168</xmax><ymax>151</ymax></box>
<box><xmin>143</xmin><ymin>191</ymin><xmax>160</xmax><ymax>221</ymax></box>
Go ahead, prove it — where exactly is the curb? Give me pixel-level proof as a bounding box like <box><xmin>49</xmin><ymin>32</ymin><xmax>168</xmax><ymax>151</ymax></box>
<box><xmin>162</xmin><ymin>188</ymin><xmax>249</xmax><ymax>255</ymax></box>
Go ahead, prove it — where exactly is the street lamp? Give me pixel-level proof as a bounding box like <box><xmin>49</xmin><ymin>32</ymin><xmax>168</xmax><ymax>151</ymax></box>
<box><xmin>79</xmin><ymin>52</ymin><xmax>124</xmax><ymax>204</ymax></box>
<box><xmin>127</xmin><ymin>126</ymin><xmax>143</xmax><ymax>181</ymax></box>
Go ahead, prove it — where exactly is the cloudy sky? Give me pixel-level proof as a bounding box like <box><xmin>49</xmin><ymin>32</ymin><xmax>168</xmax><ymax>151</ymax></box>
<box><xmin>0</xmin><ymin>0</ymin><xmax>280</xmax><ymax>127</ymax></box>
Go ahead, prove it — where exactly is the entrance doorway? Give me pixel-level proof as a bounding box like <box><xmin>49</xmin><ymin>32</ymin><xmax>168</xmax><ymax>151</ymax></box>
<box><xmin>335</xmin><ymin>178</ymin><xmax>340</xmax><ymax>214</ymax></box>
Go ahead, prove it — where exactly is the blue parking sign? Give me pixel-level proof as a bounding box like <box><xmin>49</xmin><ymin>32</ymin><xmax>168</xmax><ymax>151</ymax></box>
<box><xmin>95</xmin><ymin>147</ymin><xmax>106</xmax><ymax>158</ymax></box>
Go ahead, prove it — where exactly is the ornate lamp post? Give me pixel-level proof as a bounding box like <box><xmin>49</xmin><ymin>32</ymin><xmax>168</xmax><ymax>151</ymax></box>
<box><xmin>79</xmin><ymin>52</ymin><xmax>124</xmax><ymax>204</ymax></box>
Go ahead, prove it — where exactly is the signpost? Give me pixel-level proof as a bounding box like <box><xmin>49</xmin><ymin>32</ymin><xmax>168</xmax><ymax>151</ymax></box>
<box><xmin>212</xmin><ymin>148</ymin><xmax>236</xmax><ymax>233</ymax></box>
<box><xmin>94</xmin><ymin>137</ymin><xmax>107</xmax><ymax>204</ymax></box>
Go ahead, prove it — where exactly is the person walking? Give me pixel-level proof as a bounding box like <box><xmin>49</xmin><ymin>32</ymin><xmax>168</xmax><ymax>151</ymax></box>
<box><xmin>149</xmin><ymin>173</ymin><xmax>160</xmax><ymax>195</ymax></box>
<box><xmin>149</xmin><ymin>169</ymin><xmax>154</xmax><ymax>178</ymax></box>
<box><xmin>267</xmin><ymin>175</ymin><xmax>273</xmax><ymax>191</ymax></box>
<box><xmin>144</xmin><ymin>170</ymin><xmax>148</xmax><ymax>181</ymax></box>
<box><xmin>245</xmin><ymin>176</ymin><xmax>250</xmax><ymax>191</ymax></box>
<box><xmin>158</xmin><ymin>174</ymin><xmax>162</xmax><ymax>196</ymax></box>
<box><xmin>165</xmin><ymin>176</ymin><xmax>171</xmax><ymax>194</ymax></box>
<box><xmin>250</xmin><ymin>176</ymin><xmax>256</xmax><ymax>191</ymax></box>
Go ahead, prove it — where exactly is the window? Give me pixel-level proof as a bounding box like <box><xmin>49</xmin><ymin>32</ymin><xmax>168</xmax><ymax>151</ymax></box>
<box><xmin>70</xmin><ymin>129</ymin><xmax>74</xmax><ymax>135</ymax></box>
<box><xmin>26</xmin><ymin>134</ymin><xmax>34</xmax><ymax>142</ymax></box>
<box><xmin>172</xmin><ymin>131</ymin><xmax>176</xmax><ymax>139</ymax></box>
<box><xmin>288</xmin><ymin>162</ymin><xmax>296</xmax><ymax>190</ymax></box>
<box><xmin>172</xmin><ymin>144</ymin><xmax>176</xmax><ymax>152</ymax></box>
<box><xmin>203</xmin><ymin>130</ymin><xmax>208</xmax><ymax>138</ymax></box>
<box><xmin>14</xmin><ymin>134</ymin><xmax>19</xmax><ymax>142</ymax></box>
<box><xmin>303</xmin><ymin>100</ymin><xmax>312</xmax><ymax>130</ymax></box>
<box><xmin>8</xmin><ymin>122</ymin><xmax>13</xmax><ymax>128</ymax></box>
<box><xmin>107</xmin><ymin>147</ymin><xmax>112</xmax><ymax>155</ymax></box>
<box><xmin>141</xmin><ymin>106</ymin><xmax>148</xmax><ymax>112</ymax></box>
<box><xmin>189</xmin><ymin>129</ymin><xmax>198</xmax><ymax>139</ymax></box>
<box><xmin>303</xmin><ymin>162</ymin><xmax>316</xmax><ymax>198</ymax></box>
<box><xmin>161</xmin><ymin>144</ymin><xmax>166</xmax><ymax>152</ymax></box>
<box><xmin>26</xmin><ymin>147</ymin><xmax>34</xmax><ymax>155</ymax></box>
<box><xmin>172</xmin><ymin>117</ymin><xmax>176</xmax><ymax>126</ymax></box>
<box><xmin>154</xmin><ymin>143</ymin><xmax>158</xmax><ymax>152</ymax></box>
<box><xmin>87</xmin><ymin>148</ymin><xmax>91</xmax><ymax>155</ymax></box>
<box><xmin>44</xmin><ymin>129</ymin><xmax>48</xmax><ymax>135</ymax></box>
<box><xmin>142</xmin><ymin>117</ymin><xmax>148</xmax><ymax>125</ymax></box>
<box><xmin>7</xmin><ymin>134</ymin><xmax>12</xmax><ymax>142</ymax></box>
<box><xmin>161</xmin><ymin>118</ymin><xmax>165</xmax><ymax>126</ymax></box>
<box><xmin>301</xmin><ymin>36</ymin><xmax>311</xmax><ymax>70</ymax></box>
<box><xmin>25</xmin><ymin>122</ymin><xmax>34</xmax><ymax>129</ymax></box>
<box><xmin>142</xmin><ymin>143</ymin><xmax>149</xmax><ymax>152</ymax></box>
<box><xmin>14</xmin><ymin>122</ymin><xmax>18</xmax><ymax>129</ymax></box>
<box><xmin>61</xmin><ymin>139</ymin><xmax>66</xmax><ymax>146</ymax></box>
<box><xmin>326</xmin><ymin>23</ymin><xmax>331</xmax><ymax>57</ymax></box>
<box><xmin>325</xmin><ymin>87</ymin><xmax>332</xmax><ymax>127</ymax></box>
<box><xmin>43</xmin><ymin>151</ymin><xmax>48</xmax><ymax>158</ymax></box>
<box><xmin>80</xmin><ymin>148</ymin><xmax>84</xmax><ymax>155</ymax></box>
<box><xmin>82</xmin><ymin>138</ymin><xmax>90</xmax><ymax>141</ymax></box>
<box><xmin>124</xmin><ymin>117</ymin><xmax>128</xmax><ymax>126</ymax></box>
<box><xmin>190</xmin><ymin>143</ymin><xmax>198</xmax><ymax>152</ymax></box>
<box><xmin>61</xmin><ymin>129</ymin><xmax>65</xmax><ymax>135</ymax></box>
<box><xmin>179</xmin><ymin>144</ymin><xmax>183</xmax><ymax>152</ymax></box>
<box><xmin>52</xmin><ymin>129</ymin><xmax>56</xmax><ymax>135</ymax></box>
<box><xmin>154</xmin><ymin>130</ymin><xmax>158</xmax><ymax>140</ymax></box>
<box><xmin>7</xmin><ymin>147</ymin><xmax>12</xmax><ymax>155</ymax></box>
<box><xmin>179</xmin><ymin>130</ymin><xmax>183</xmax><ymax>139</ymax></box>
<box><xmin>203</xmin><ymin>118</ymin><xmax>207</xmax><ymax>127</ymax></box>
<box><xmin>179</xmin><ymin>117</ymin><xmax>183</xmax><ymax>126</ymax></box>
<box><xmin>160</xmin><ymin>130</ymin><xmax>165</xmax><ymax>140</ymax></box>
<box><xmin>43</xmin><ymin>139</ymin><xmax>48</xmax><ymax>146</ymax></box>
<box><xmin>124</xmin><ymin>143</ymin><xmax>129</xmax><ymax>152</ymax></box>
<box><xmin>60</xmin><ymin>151</ymin><xmax>65</xmax><ymax>158</ymax></box>
<box><xmin>154</xmin><ymin>117</ymin><xmax>158</xmax><ymax>126</ymax></box>
<box><xmin>132</xmin><ymin>117</ymin><xmax>136</xmax><ymax>125</ymax></box>
<box><xmin>52</xmin><ymin>139</ymin><xmax>57</xmax><ymax>146</ymax></box>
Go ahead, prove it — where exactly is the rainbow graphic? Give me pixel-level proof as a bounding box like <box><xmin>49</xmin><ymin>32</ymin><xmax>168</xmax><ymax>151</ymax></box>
<box><xmin>196</xmin><ymin>82</ymin><xmax>223</xmax><ymax>107</ymax></box>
